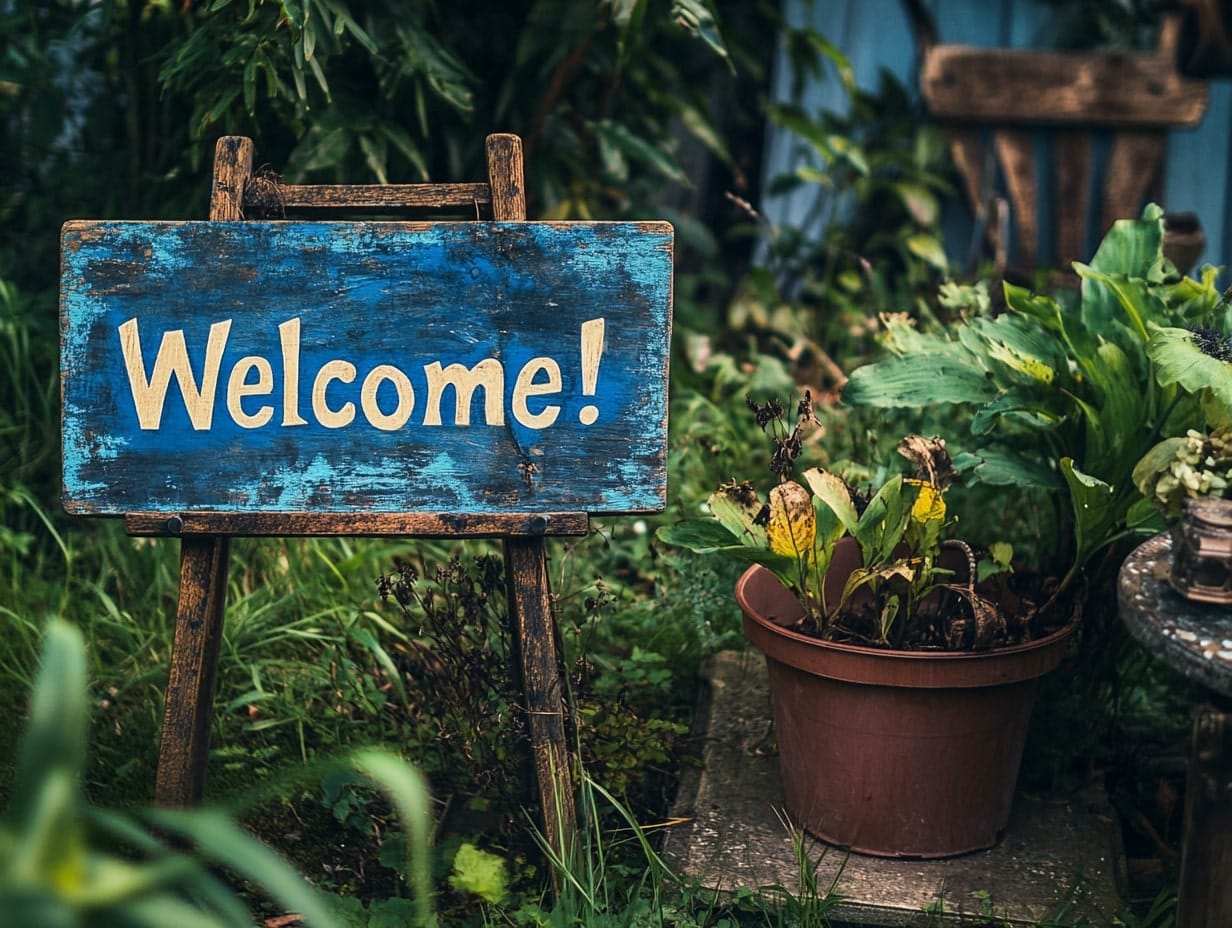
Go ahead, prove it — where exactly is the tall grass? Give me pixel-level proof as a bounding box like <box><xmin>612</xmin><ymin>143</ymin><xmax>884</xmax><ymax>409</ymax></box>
<box><xmin>0</xmin><ymin>618</ymin><xmax>438</xmax><ymax>928</ymax></box>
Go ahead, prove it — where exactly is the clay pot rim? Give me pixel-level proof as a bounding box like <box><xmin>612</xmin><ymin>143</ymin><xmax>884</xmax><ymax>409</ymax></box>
<box><xmin>737</xmin><ymin>563</ymin><xmax>1078</xmax><ymax>688</ymax></box>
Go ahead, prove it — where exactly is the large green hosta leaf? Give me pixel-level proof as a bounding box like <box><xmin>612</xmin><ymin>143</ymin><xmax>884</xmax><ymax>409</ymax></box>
<box><xmin>1074</xmin><ymin>264</ymin><xmax>1156</xmax><ymax>349</ymax></box>
<box><xmin>1003</xmin><ymin>283</ymin><xmax>1104</xmax><ymax>387</ymax></box>
<box><xmin>969</xmin><ymin>387</ymin><xmax>1070</xmax><ymax>436</ymax></box>
<box><xmin>1149</xmin><ymin>324</ymin><xmax>1232</xmax><ymax>427</ymax></box>
<box><xmin>1086</xmin><ymin>203</ymin><xmax>1168</xmax><ymax>280</ymax></box>
<box><xmin>961</xmin><ymin>314</ymin><xmax>1069</xmax><ymax>388</ymax></box>
<box><xmin>1060</xmin><ymin>457</ymin><xmax>1118</xmax><ymax>574</ymax></box>
<box><xmin>843</xmin><ymin>352</ymin><xmax>997</xmax><ymax>408</ymax></box>
<box><xmin>1086</xmin><ymin>341</ymin><xmax>1149</xmax><ymax>477</ymax></box>
<box><xmin>952</xmin><ymin>446</ymin><xmax>1064</xmax><ymax>489</ymax></box>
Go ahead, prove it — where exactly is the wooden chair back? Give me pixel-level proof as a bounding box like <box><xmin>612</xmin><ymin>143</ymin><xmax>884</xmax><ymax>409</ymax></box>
<box><xmin>915</xmin><ymin>12</ymin><xmax>1208</xmax><ymax>274</ymax></box>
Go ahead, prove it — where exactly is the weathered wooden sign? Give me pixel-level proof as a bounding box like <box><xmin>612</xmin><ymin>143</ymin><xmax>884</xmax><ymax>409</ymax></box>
<box><xmin>61</xmin><ymin>220</ymin><xmax>673</xmax><ymax>515</ymax></box>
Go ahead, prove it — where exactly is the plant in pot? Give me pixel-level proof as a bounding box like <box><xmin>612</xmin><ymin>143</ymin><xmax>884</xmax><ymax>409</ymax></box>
<box><xmin>1132</xmin><ymin>324</ymin><xmax>1232</xmax><ymax>603</ymax></box>
<box><xmin>658</xmin><ymin>394</ymin><xmax>1078</xmax><ymax>858</ymax></box>
<box><xmin>841</xmin><ymin>203</ymin><xmax>1232</xmax><ymax>608</ymax></box>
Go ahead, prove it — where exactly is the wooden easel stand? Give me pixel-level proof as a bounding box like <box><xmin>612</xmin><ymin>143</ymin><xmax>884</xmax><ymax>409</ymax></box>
<box><xmin>146</xmin><ymin>134</ymin><xmax>579</xmax><ymax>863</ymax></box>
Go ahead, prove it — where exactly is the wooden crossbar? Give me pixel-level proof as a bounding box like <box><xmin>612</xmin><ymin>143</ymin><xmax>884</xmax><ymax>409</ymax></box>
<box><xmin>125</xmin><ymin>511</ymin><xmax>590</xmax><ymax>538</ymax></box>
<box><xmin>275</xmin><ymin>182</ymin><xmax>492</xmax><ymax>210</ymax></box>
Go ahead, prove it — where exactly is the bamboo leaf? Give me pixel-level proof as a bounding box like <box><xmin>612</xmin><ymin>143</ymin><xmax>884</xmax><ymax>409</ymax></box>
<box><xmin>670</xmin><ymin>0</ymin><xmax>730</xmax><ymax>65</ymax></box>
<box><xmin>608</xmin><ymin>0</ymin><xmax>642</xmax><ymax>29</ymax></box>
<box><xmin>357</xmin><ymin>133</ymin><xmax>388</xmax><ymax>184</ymax></box>
<box><xmin>676</xmin><ymin>101</ymin><xmax>731</xmax><ymax>164</ymax></box>
<box><xmin>592</xmin><ymin>121</ymin><xmax>687</xmax><ymax>185</ymax></box>
<box><xmin>303</xmin><ymin>16</ymin><xmax>316</xmax><ymax>60</ymax></box>
<box><xmin>379</xmin><ymin>124</ymin><xmax>429</xmax><ymax>181</ymax></box>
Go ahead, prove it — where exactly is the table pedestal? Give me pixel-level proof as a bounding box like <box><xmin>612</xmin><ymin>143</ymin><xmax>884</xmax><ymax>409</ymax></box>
<box><xmin>1119</xmin><ymin>533</ymin><xmax>1232</xmax><ymax>928</ymax></box>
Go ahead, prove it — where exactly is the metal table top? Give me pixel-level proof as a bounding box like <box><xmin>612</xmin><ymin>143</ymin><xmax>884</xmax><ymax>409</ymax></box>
<box><xmin>1118</xmin><ymin>533</ymin><xmax>1232</xmax><ymax>699</ymax></box>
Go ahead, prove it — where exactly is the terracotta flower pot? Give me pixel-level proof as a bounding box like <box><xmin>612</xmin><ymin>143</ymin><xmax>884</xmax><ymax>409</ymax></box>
<box><xmin>736</xmin><ymin>546</ymin><xmax>1076</xmax><ymax>858</ymax></box>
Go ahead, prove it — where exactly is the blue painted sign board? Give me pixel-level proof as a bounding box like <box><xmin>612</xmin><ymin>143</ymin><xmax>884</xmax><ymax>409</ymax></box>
<box><xmin>61</xmin><ymin>220</ymin><xmax>673</xmax><ymax>515</ymax></box>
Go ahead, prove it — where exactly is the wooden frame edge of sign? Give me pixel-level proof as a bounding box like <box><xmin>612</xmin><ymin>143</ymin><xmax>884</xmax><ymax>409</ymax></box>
<box><xmin>124</xmin><ymin>511</ymin><xmax>591</xmax><ymax>538</ymax></box>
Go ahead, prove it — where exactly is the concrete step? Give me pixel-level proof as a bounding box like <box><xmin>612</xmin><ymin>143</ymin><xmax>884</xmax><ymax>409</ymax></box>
<box><xmin>664</xmin><ymin>651</ymin><xmax>1126</xmax><ymax>926</ymax></box>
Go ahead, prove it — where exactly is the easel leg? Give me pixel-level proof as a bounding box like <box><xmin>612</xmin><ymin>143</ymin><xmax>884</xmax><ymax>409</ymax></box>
<box><xmin>155</xmin><ymin>535</ymin><xmax>231</xmax><ymax>806</ymax></box>
<box><xmin>504</xmin><ymin>536</ymin><xmax>578</xmax><ymax>863</ymax></box>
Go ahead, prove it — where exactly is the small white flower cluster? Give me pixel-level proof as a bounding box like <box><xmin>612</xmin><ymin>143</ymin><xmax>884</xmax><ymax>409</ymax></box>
<box><xmin>1151</xmin><ymin>429</ymin><xmax>1232</xmax><ymax>506</ymax></box>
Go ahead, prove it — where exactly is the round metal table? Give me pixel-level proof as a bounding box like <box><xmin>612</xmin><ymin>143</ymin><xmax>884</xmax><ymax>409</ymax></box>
<box><xmin>1118</xmin><ymin>532</ymin><xmax>1232</xmax><ymax>699</ymax></box>
<box><xmin>1118</xmin><ymin>532</ymin><xmax>1232</xmax><ymax>928</ymax></box>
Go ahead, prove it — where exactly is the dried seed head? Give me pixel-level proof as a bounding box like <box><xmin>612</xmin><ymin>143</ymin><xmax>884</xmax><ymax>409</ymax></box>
<box><xmin>1190</xmin><ymin>326</ymin><xmax>1232</xmax><ymax>362</ymax></box>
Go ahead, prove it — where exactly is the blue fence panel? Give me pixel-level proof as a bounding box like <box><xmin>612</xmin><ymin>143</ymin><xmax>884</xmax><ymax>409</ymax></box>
<box><xmin>764</xmin><ymin>0</ymin><xmax>1232</xmax><ymax>276</ymax></box>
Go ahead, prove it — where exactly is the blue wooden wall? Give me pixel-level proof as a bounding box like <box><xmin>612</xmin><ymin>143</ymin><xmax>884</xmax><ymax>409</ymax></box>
<box><xmin>763</xmin><ymin>0</ymin><xmax>1232</xmax><ymax>276</ymax></box>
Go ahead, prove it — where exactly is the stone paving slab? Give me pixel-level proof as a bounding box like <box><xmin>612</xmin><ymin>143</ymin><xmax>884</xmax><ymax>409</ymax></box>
<box><xmin>663</xmin><ymin>651</ymin><xmax>1127</xmax><ymax>926</ymax></box>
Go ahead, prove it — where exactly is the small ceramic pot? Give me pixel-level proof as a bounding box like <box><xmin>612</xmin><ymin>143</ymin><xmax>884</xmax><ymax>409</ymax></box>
<box><xmin>1170</xmin><ymin>497</ymin><xmax>1232</xmax><ymax>605</ymax></box>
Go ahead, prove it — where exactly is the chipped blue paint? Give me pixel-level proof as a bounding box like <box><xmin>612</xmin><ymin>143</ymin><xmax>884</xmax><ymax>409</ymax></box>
<box><xmin>61</xmin><ymin>220</ymin><xmax>673</xmax><ymax>515</ymax></box>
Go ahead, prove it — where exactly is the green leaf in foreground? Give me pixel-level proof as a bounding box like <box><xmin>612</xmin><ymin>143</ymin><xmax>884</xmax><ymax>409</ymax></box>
<box><xmin>449</xmin><ymin>842</ymin><xmax>508</xmax><ymax>904</ymax></box>
<box><xmin>1149</xmin><ymin>324</ymin><xmax>1232</xmax><ymax>425</ymax></box>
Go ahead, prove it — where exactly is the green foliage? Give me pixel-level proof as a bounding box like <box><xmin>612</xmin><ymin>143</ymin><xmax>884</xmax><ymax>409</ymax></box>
<box><xmin>448</xmin><ymin>842</ymin><xmax>508</xmax><ymax>905</ymax></box>
<box><xmin>519</xmin><ymin>772</ymin><xmax>684</xmax><ymax>928</ymax></box>
<box><xmin>0</xmin><ymin>619</ymin><xmax>436</xmax><ymax>928</ymax></box>
<box><xmin>0</xmin><ymin>278</ymin><xmax>60</xmax><ymax>567</ymax></box>
<box><xmin>371</xmin><ymin>548</ymin><xmax>689</xmax><ymax>860</ymax></box>
<box><xmin>3</xmin><ymin>0</ymin><xmax>742</xmax><ymax>229</ymax></box>
<box><xmin>159</xmin><ymin>0</ymin><xmax>473</xmax><ymax>182</ymax></box>
<box><xmin>1036</xmin><ymin>0</ymin><xmax>1163</xmax><ymax>51</ymax></box>
<box><xmin>748</xmin><ymin>55</ymin><xmax>956</xmax><ymax>376</ymax></box>
<box><xmin>97</xmin><ymin>0</ymin><xmax>743</xmax><ymax>230</ymax></box>
<box><xmin>1148</xmin><ymin>323</ymin><xmax>1232</xmax><ymax>425</ymax></box>
<box><xmin>844</xmin><ymin>205</ymin><xmax>1232</xmax><ymax>593</ymax></box>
